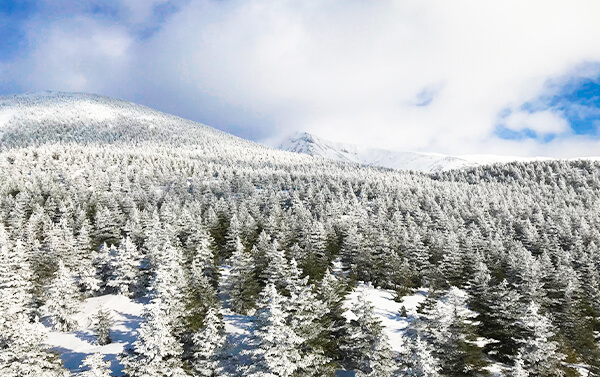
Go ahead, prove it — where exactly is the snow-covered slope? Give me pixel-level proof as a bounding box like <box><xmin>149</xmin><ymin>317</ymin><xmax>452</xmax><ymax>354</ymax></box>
<box><xmin>0</xmin><ymin>91</ymin><xmax>259</xmax><ymax>151</ymax></box>
<box><xmin>279</xmin><ymin>132</ymin><xmax>560</xmax><ymax>173</ymax></box>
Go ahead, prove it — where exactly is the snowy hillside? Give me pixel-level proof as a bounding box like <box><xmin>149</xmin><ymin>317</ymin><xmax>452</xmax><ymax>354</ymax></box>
<box><xmin>279</xmin><ymin>132</ymin><xmax>560</xmax><ymax>173</ymax></box>
<box><xmin>0</xmin><ymin>91</ymin><xmax>262</xmax><ymax>151</ymax></box>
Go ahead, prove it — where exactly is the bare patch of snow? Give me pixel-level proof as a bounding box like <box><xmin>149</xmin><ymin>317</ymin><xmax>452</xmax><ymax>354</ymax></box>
<box><xmin>343</xmin><ymin>283</ymin><xmax>427</xmax><ymax>353</ymax></box>
<box><xmin>44</xmin><ymin>294</ymin><xmax>144</xmax><ymax>376</ymax></box>
<box><xmin>0</xmin><ymin>109</ymin><xmax>15</xmax><ymax>129</ymax></box>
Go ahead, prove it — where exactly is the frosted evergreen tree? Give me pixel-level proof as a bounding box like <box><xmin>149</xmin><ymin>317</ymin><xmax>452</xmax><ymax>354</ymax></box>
<box><xmin>78</xmin><ymin>353</ymin><xmax>111</xmax><ymax>377</ymax></box>
<box><xmin>190</xmin><ymin>307</ymin><xmax>226</xmax><ymax>377</ymax></box>
<box><xmin>42</xmin><ymin>260</ymin><xmax>80</xmax><ymax>332</ymax></box>
<box><xmin>482</xmin><ymin>279</ymin><xmax>523</xmax><ymax>360</ymax></box>
<box><xmin>94</xmin><ymin>204</ymin><xmax>121</xmax><ymax>246</ymax></box>
<box><xmin>190</xmin><ymin>227</ymin><xmax>218</xmax><ymax>287</ymax></box>
<box><xmin>227</xmin><ymin>237</ymin><xmax>260</xmax><ymax>315</ymax></box>
<box><xmin>340</xmin><ymin>225</ymin><xmax>363</xmax><ymax>275</ymax></box>
<box><xmin>76</xmin><ymin>220</ymin><xmax>101</xmax><ymax>294</ymax></box>
<box><xmin>302</xmin><ymin>221</ymin><xmax>328</xmax><ymax>280</ymax></box>
<box><xmin>0</xmin><ymin>237</ymin><xmax>33</xmax><ymax>323</ymax></box>
<box><xmin>107</xmin><ymin>236</ymin><xmax>141</xmax><ymax>296</ymax></box>
<box><xmin>417</xmin><ymin>287</ymin><xmax>487</xmax><ymax>376</ymax></box>
<box><xmin>318</xmin><ymin>269</ymin><xmax>349</xmax><ymax>365</ymax></box>
<box><xmin>224</xmin><ymin>213</ymin><xmax>241</xmax><ymax>258</ymax></box>
<box><xmin>468</xmin><ymin>258</ymin><xmax>491</xmax><ymax>314</ymax></box>
<box><xmin>286</xmin><ymin>259</ymin><xmax>331</xmax><ymax>375</ymax></box>
<box><xmin>342</xmin><ymin>291</ymin><xmax>396</xmax><ymax>376</ymax></box>
<box><xmin>515</xmin><ymin>302</ymin><xmax>564</xmax><ymax>376</ymax></box>
<box><xmin>120</xmin><ymin>300</ymin><xmax>189</xmax><ymax>377</ymax></box>
<box><xmin>260</xmin><ymin>239</ymin><xmax>289</xmax><ymax>290</ymax></box>
<box><xmin>92</xmin><ymin>306</ymin><xmax>113</xmax><ymax>346</ymax></box>
<box><xmin>143</xmin><ymin>210</ymin><xmax>165</xmax><ymax>269</ymax></box>
<box><xmin>438</xmin><ymin>233</ymin><xmax>464</xmax><ymax>287</ymax></box>
<box><xmin>407</xmin><ymin>232</ymin><xmax>431</xmax><ymax>287</ymax></box>
<box><xmin>507</xmin><ymin>246</ymin><xmax>546</xmax><ymax>305</ymax></box>
<box><xmin>0</xmin><ymin>318</ymin><xmax>70</xmax><ymax>377</ymax></box>
<box><xmin>185</xmin><ymin>272</ymin><xmax>219</xmax><ymax>332</ymax></box>
<box><xmin>251</xmin><ymin>230</ymin><xmax>272</xmax><ymax>281</ymax></box>
<box><xmin>402</xmin><ymin>334</ymin><xmax>441</xmax><ymax>377</ymax></box>
<box><xmin>152</xmin><ymin>241</ymin><xmax>188</xmax><ymax>333</ymax></box>
<box><xmin>93</xmin><ymin>242</ymin><xmax>115</xmax><ymax>293</ymax></box>
<box><xmin>510</xmin><ymin>353</ymin><xmax>529</xmax><ymax>377</ymax></box>
<box><xmin>0</xmin><ymin>232</ymin><xmax>69</xmax><ymax>376</ymax></box>
<box><xmin>246</xmin><ymin>283</ymin><xmax>304</xmax><ymax>377</ymax></box>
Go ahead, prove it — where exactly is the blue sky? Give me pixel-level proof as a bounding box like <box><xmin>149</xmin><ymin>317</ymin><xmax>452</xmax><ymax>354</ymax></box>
<box><xmin>1</xmin><ymin>0</ymin><xmax>600</xmax><ymax>157</ymax></box>
<box><xmin>496</xmin><ymin>74</ymin><xmax>600</xmax><ymax>142</ymax></box>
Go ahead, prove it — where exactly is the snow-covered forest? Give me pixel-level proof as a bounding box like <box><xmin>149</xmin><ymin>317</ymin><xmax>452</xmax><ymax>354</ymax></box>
<box><xmin>1</xmin><ymin>93</ymin><xmax>599</xmax><ymax>376</ymax></box>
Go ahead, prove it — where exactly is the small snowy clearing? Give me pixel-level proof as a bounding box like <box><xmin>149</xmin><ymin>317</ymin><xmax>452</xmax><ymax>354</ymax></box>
<box><xmin>0</xmin><ymin>109</ymin><xmax>15</xmax><ymax>131</ymax></box>
<box><xmin>219</xmin><ymin>265</ymin><xmax>255</xmax><ymax>362</ymax></box>
<box><xmin>343</xmin><ymin>283</ymin><xmax>427</xmax><ymax>353</ymax></box>
<box><xmin>45</xmin><ymin>294</ymin><xmax>144</xmax><ymax>376</ymax></box>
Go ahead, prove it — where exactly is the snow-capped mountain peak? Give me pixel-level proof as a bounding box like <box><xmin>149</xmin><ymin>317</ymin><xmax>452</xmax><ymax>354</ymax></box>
<box><xmin>279</xmin><ymin>132</ymin><xmax>480</xmax><ymax>173</ymax></box>
<box><xmin>278</xmin><ymin>132</ymin><xmax>585</xmax><ymax>173</ymax></box>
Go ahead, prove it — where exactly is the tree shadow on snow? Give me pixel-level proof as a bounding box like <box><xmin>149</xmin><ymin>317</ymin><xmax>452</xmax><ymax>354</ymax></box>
<box><xmin>51</xmin><ymin>346</ymin><xmax>124</xmax><ymax>376</ymax></box>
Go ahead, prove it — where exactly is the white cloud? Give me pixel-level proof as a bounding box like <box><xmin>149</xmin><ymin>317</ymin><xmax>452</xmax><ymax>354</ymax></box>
<box><xmin>5</xmin><ymin>0</ymin><xmax>600</xmax><ymax>156</ymax></box>
<box><xmin>6</xmin><ymin>17</ymin><xmax>133</xmax><ymax>94</ymax></box>
<box><xmin>120</xmin><ymin>0</ymin><xmax>170</xmax><ymax>24</ymax></box>
<box><xmin>503</xmin><ymin>110</ymin><xmax>570</xmax><ymax>135</ymax></box>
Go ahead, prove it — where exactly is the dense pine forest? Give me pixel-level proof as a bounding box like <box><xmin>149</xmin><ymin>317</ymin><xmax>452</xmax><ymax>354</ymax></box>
<box><xmin>1</xmin><ymin>93</ymin><xmax>599</xmax><ymax>376</ymax></box>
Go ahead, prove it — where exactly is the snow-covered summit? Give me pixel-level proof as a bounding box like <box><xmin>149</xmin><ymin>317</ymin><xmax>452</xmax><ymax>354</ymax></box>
<box><xmin>279</xmin><ymin>132</ymin><xmax>480</xmax><ymax>173</ymax></box>
<box><xmin>278</xmin><ymin>132</ymin><xmax>573</xmax><ymax>173</ymax></box>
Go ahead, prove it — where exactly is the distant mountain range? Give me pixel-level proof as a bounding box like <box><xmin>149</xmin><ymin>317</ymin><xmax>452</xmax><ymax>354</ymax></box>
<box><xmin>278</xmin><ymin>132</ymin><xmax>560</xmax><ymax>173</ymax></box>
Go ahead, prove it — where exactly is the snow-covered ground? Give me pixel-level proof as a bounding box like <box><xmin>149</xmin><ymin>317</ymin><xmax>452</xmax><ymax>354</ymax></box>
<box><xmin>44</xmin><ymin>295</ymin><xmax>145</xmax><ymax>376</ymax></box>
<box><xmin>343</xmin><ymin>283</ymin><xmax>427</xmax><ymax>353</ymax></box>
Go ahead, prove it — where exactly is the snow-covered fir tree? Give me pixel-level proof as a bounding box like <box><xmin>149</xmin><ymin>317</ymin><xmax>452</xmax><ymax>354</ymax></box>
<box><xmin>401</xmin><ymin>334</ymin><xmax>441</xmax><ymax>377</ymax></box>
<box><xmin>120</xmin><ymin>299</ymin><xmax>189</xmax><ymax>377</ymax></box>
<box><xmin>92</xmin><ymin>306</ymin><xmax>113</xmax><ymax>346</ymax></box>
<box><xmin>0</xmin><ymin>317</ymin><xmax>70</xmax><ymax>377</ymax></box>
<box><xmin>78</xmin><ymin>353</ymin><xmax>111</xmax><ymax>377</ymax></box>
<box><xmin>0</xmin><ymin>236</ymin><xmax>33</xmax><ymax>325</ymax></box>
<box><xmin>190</xmin><ymin>307</ymin><xmax>226</xmax><ymax>377</ymax></box>
<box><xmin>245</xmin><ymin>283</ymin><xmax>304</xmax><ymax>377</ymax></box>
<box><xmin>227</xmin><ymin>237</ymin><xmax>260</xmax><ymax>315</ymax></box>
<box><xmin>107</xmin><ymin>236</ymin><xmax>141</xmax><ymax>297</ymax></box>
<box><xmin>415</xmin><ymin>287</ymin><xmax>488</xmax><ymax>376</ymax></box>
<box><xmin>341</xmin><ymin>291</ymin><xmax>396</xmax><ymax>376</ymax></box>
<box><xmin>285</xmin><ymin>259</ymin><xmax>331</xmax><ymax>375</ymax></box>
<box><xmin>515</xmin><ymin>302</ymin><xmax>564</xmax><ymax>376</ymax></box>
<box><xmin>42</xmin><ymin>260</ymin><xmax>80</xmax><ymax>332</ymax></box>
<box><xmin>151</xmin><ymin>240</ymin><xmax>189</xmax><ymax>334</ymax></box>
<box><xmin>76</xmin><ymin>220</ymin><xmax>101</xmax><ymax>294</ymax></box>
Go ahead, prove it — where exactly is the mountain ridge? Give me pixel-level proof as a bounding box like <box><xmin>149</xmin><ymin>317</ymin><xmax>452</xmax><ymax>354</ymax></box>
<box><xmin>278</xmin><ymin>132</ymin><xmax>481</xmax><ymax>173</ymax></box>
<box><xmin>278</xmin><ymin>131</ymin><xmax>577</xmax><ymax>173</ymax></box>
